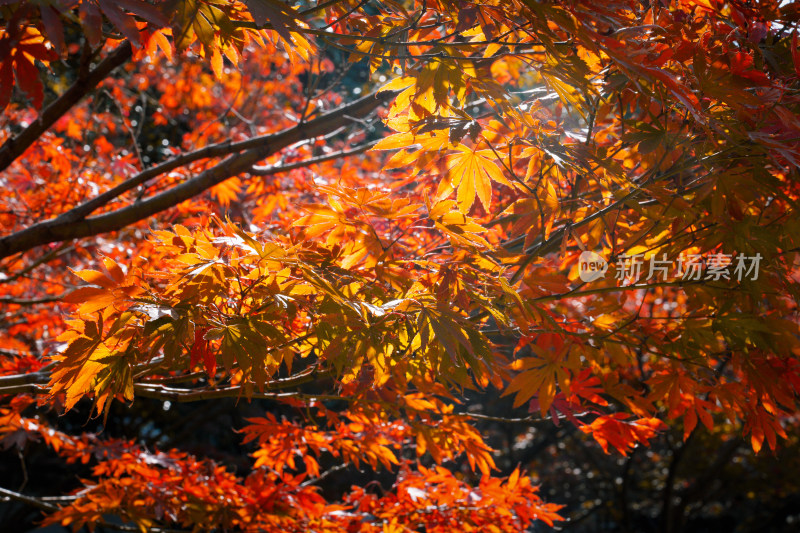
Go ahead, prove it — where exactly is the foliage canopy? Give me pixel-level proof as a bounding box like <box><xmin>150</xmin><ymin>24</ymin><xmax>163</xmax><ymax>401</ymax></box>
<box><xmin>1</xmin><ymin>0</ymin><xmax>800</xmax><ymax>531</ymax></box>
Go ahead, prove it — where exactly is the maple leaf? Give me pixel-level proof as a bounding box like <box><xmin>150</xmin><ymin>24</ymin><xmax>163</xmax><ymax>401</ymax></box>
<box><xmin>62</xmin><ymin>257</ymin><xmax>138</xmax><ymax>315</ymax></box>
<box><xmin>579</xmin><ymin>414</ymin><xmax>667</xmax><ymax>455</ymax></box>
<box><xmin>0</xmin><ymin>25</ymin><xmax>57</xmax><ymax>110</ymax></box>
<box><xmin>243</xmin><ymin>0</ymin><xmax>301</xmax><ymax>42</ymax></box>
<box><xmin>505</xmin><ymin>336</ymin><xmax>578</xmax><ymax>414</ymax></box>
<box><xmin>79</xmin><ymin>0</ymin><xmax>169</xmax><ymax>47</ymax></box>
<box><xmin>189</xmin><ymin>326</ymin><xmax>216</xmax><ymax>376</ymax></box>
<box><xmin>446</xmin><ymin>145</ymin><xmax>510</xmax><ymax>212</ymax></box>
<box><xmin>506</xmin><ymin>354</ymin><xmax>567</xmax><ymax>414</ymax></box>
<box><xmin>426</xmin><ymin>198</ymin><xmax>491</xmax><ymax>249</ymax></box>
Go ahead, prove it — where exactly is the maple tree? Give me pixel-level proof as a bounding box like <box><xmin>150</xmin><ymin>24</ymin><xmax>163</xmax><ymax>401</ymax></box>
<box><xmin>1</xmin><ymin>0</ymin><xmax>800</xmax><ymax>531</ymax></box>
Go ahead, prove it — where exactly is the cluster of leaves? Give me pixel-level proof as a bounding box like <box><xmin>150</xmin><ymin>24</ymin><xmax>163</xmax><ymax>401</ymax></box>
<box><xmin>1</xmin><ymin>397</ymin><xmax>561</xmax><ymax>532</ymax></box>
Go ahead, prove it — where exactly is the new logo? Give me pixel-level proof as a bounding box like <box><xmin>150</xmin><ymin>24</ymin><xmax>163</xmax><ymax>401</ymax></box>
<box><xmin>579</xmin><ymin>251</ymin><xmax>608</xmax><ymax>282</ymax></box>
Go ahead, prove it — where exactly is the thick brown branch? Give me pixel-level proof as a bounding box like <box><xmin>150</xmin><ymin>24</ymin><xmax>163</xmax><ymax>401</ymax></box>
<box><xmin>134</xmin><ymin>385</ymin><xmax>344</xmax><ymax>403</ymax></box>
<box><xmin>68</xmin><ymin>140</ymin><xmax>375</xmax><ymax>224</ymax></box>
<box><xmin>0</xmin><ymin>371</ymin><xmax>49</xmax><ymax>388</ymax></box>
<box><xmin>0</xmin><ymin>295</ymin><xmax>64</xmax><ymax>305</ymax></box>
<box><xmin>249</xmin><ymin>141</ymin><xmax>376</xmax><ymax>176</ymax></box>
<box><xmin>0</xmin><ymin>383</ymin><xmax>46</xmax><ymax>396</ymax></box>
<box><xmin>0</xmin><ymin>42</ymin><xmax>133</xmax><ymax>173</ymax></box>
<box><xmin>0</xmin><ymin>90</ymin><xmax>397</xmax><ymax>260</ymax></box>
<box><xmin>134</xmin><ymin>366</ymin><xmax>335</xmax><ymax>403</ymax></box>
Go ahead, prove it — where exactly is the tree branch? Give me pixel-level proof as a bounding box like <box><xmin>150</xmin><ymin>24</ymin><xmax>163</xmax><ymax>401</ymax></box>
<box><xmin>0</xmin><ymin>89</ymin><xmax>397</xmax><ymax>260</ymax></box>
<box><xmin>0</xmin><ymin>485</ymin><xmax>188</xmax><ymax>533</ymax></box>
<box><xmin>0</xmin><ymin>295</ymin><xmax>65</xmax><ymax>305</ymax></box>
<box><xmin>133</xmin><ymin>385</ymin><xmax>344</xmax><ymax>403</ymax></box>
<box><xmin>0</xmin><ymin>42</ymin><xmax>133</xmax><ymax>173</ymax></box>
<box><xmin>249</xmin><ymin>141</ymin><xmax>377</xmax><ymax>176</ymax></box>
<box><xmin>0</xmin><ymin>485</ymin><xmax>58</xmax><ymax>512</ymax></box>
<box><xmin>461</xmin><ymin>411</ymin><xmax>593</xmax><ymax>424</ymax></box>
<box><xmin>0</xmin><ymin>371</ymin><xmax>49</xmax><ymax>388</ymax></box>
<box><xmin>134</xmin><ymin>366</ymin><xmax>335</xmax><ymax>402</ymax></box>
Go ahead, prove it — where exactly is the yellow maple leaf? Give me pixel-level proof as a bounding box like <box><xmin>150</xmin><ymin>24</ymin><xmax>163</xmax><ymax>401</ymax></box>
<box><xmin>446</xmin><ymin>146</ymin><xmax>509</xmax><ymax>212</ymax></box>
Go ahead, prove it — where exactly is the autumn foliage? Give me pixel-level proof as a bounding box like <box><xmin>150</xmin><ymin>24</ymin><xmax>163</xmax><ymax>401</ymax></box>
<box><xmin>1</xmin><ymin>0</ymin><xmax>800</xmax><ymax>531</ymax></box>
